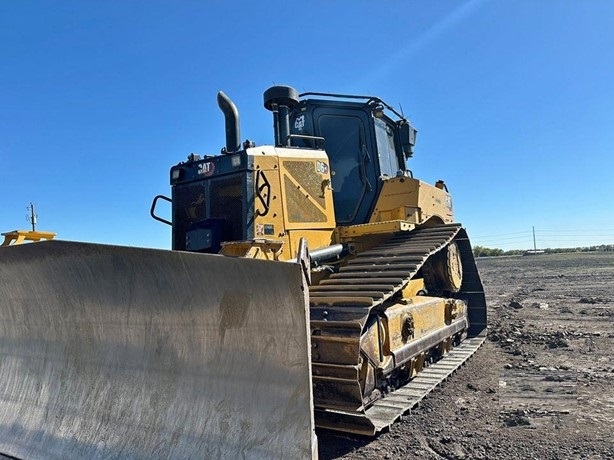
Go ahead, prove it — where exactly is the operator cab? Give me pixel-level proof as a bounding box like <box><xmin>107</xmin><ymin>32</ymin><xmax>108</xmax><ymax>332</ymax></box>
<box><xmin>289</xmin><ymin>93</ymin><xmax>417</xmax><ymax>226</ymax></box>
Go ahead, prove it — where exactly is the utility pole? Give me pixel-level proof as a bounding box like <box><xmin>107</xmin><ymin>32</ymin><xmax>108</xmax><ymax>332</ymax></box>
<box><xmin>26</xmin><ymin>203</ymin><xmax>37</xmax><ymax>232</ymax></box>
<box><xmin>532</xmin><ymin>226</ymin><xmax>537</xmax><ymax>251</ymax></box>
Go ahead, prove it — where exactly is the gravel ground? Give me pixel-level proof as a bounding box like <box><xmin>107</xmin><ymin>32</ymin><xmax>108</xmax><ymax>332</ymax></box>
<box><xmin>318</xmin><ymin>252</ymin><xmax>614</xmax><ymax>460</ymax></box>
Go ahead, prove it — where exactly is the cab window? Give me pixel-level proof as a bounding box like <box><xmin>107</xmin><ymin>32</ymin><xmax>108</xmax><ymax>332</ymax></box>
<box><xmin>318</xmin><ymin>115</ymin><xmax>366</xmax><ymax>223</ymax></box>
<box><xmin>374</xmin><ymin>117</ymin><xmax>401</xmax><ymax>178</ymax></box>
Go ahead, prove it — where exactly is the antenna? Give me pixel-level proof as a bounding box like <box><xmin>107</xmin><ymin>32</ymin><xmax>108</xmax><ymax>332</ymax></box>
<box><xmin>26</xmin><ymin>202</ymin><xmax>37</xmax><ymax>232</ymax></box>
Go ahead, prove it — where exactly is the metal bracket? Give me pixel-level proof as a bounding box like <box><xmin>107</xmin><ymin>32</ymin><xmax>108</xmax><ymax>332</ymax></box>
<box><xmin>296</xmin><ymin>237</ymin><xmax>311</xmax><ymax>285</ymax></box>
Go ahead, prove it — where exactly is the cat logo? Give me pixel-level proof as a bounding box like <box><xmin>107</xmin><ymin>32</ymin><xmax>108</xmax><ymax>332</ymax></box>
<box><xmin>294</xmin><ymin>115</ymin><xmax>305</xmax><ymax>131</ymax></box>
<box><xmin>198</xmin><ymin>162</ymin><xmax>215</xmax><ymax>176</ymax></box>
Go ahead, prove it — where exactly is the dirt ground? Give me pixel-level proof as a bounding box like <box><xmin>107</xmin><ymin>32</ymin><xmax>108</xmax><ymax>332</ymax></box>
<box><xmin>318</xmin><ymin>252</ymin><xmax>614</xmax><ymax>460</ymax></box>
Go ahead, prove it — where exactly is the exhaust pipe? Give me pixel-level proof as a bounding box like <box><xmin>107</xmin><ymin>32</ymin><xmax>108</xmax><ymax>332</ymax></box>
<box><xmin>263</xmin><ymin>86</ymin><xmax>299</xmax><ymax>147</ymax></box>
<box><xmin>217</xmin><ymin>91</ymin><xmax>241</xmax><ymax>154</ymax></box>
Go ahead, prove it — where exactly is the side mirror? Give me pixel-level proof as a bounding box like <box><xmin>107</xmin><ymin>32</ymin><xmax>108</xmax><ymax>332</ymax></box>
<box><xmin>399</xmin><ymin>122</ymin><xmax>417</xmax><ymax>158</ymax></box>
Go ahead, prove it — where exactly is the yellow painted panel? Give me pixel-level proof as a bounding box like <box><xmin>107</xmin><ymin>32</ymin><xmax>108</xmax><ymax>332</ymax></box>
<box><xmin>251</xmin><ymin>149</ymin><xmax>335</xmax><ymax>261</ymax></box>
<box><xmin>369</xmin><ymin>177</ymin><xmax>454</xmax><ymax>225</ymax></box>
<box><xmin>383</xmin><ymin>297</ymin><xmax>466</xmax><ymax>354</ymax></box>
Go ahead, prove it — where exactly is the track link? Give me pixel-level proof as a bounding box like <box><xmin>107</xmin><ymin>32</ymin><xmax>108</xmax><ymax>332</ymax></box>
<box><xmin>314</xmin><ymin>336</ymin><xmax>485</xmax><ymax>435</ymax></box>
<box><xmin>308</xmin><ymin>224</ymin><xmax>487</xmax><ymax>435</ymax></box>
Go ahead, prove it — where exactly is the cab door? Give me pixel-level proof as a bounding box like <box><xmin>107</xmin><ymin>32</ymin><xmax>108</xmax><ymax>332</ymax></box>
<box><xmin>313</xmin><ymin>107</ymin><xmax>378</xmax><ymax>226</ymax></box>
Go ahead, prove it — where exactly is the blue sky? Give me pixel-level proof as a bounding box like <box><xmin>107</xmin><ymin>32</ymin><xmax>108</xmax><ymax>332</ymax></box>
<box><xmin>1</xmin><ymin>1</ymin><xmax>613</xmax><ymax>250</ymax></box>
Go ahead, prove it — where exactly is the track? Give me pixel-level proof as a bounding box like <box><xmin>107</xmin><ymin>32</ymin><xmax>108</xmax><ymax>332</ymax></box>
<box><xmin>308</xmin><ymin>224</ymin><xmax>487</xmax><ymax>435</ymax></box>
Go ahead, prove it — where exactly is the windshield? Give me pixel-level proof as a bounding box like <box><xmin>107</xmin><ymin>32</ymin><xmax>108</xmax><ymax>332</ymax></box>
<box><xmin>374</xmin><ymin>117</ymin><xmax>401</xmax><ymax>178</ymax></box>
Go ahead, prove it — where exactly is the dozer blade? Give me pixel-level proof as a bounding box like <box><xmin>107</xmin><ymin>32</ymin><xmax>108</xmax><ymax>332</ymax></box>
<box><xmin>0</xmin><ymin>241</ymin><xmax>317</xmax><ymax>459</ymax></box>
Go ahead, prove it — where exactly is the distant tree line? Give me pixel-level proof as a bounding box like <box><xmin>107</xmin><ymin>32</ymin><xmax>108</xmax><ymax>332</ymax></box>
<box><xmin>473</xmin><ymin>244</ymin><xmax>614</xmax><ymax>257</ymax></box>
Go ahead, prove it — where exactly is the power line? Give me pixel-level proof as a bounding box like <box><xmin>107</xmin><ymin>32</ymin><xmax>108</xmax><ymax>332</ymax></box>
<box><xmin>472</xmin><ymin>227</ymin><xmax>614</xmax><ymax>245</ymax></box>
<box><xmin>470</xmin><ymin>221</ymin><xmax>614</xmax><ymax>252</ymax></box>
<box><xmin>470</xmin><ymin>230</ymin><xmax>532</xmax><ymax>238</ymax></box>
<box><xmin>538</xmin><ymin>231</ymin><xmax>614</xmax><ymax>237</ymax></box>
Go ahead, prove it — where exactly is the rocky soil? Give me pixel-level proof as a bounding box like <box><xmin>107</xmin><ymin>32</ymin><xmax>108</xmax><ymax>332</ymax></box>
<box><xmin>318</xmin><ymin>252</ymin><xmax>614</xmax><ymax>459</ymax></box>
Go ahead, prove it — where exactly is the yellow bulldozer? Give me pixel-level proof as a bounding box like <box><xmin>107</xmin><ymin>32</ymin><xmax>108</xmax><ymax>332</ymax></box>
<box><xmin>0</xmin><ymin>86</ymin><xmax>486</xmax><ymax>459</ymax></box>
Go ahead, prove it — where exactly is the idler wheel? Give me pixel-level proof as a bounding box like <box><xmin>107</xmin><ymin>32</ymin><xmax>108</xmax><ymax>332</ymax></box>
<box><xmin>423</xmin><ymin>242</ymin><xmax>463</xmax><ymax>293</ymax></box>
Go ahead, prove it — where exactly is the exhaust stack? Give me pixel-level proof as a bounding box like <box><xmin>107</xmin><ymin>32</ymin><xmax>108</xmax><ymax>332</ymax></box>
<box><xmin>263</xmin><ymin>86</ymin><xmax>299</xmax><ymax>147</ymax></box>
<box><xmin>217</xmin><ymin>91</ymin><xmax>241</xmax><ymax>154</ymax></box>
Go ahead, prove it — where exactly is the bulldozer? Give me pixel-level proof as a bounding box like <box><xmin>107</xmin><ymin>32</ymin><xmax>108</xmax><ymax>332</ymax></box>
<box><xmin>0</xmin><ymin>86</ymin><xmax>486</xmax><ymax>459</ymax></box>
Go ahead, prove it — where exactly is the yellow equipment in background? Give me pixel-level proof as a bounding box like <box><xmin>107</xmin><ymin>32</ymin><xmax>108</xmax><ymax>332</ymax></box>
<box><xmin>2</xmin><ymin>203</ymin><xmax>56</xmax><ymax>245</ymax></box>
<box><xmin>1</xmin><ymin>229</ymin><xmax>56</xmax><ymax>246</ymax></box>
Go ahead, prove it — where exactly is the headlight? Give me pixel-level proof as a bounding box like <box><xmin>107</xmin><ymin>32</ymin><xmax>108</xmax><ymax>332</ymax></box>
<box><xmin>171</xmin><ymin>169</ymin><xmax>181</xmax><ymax>180</ymax></box>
